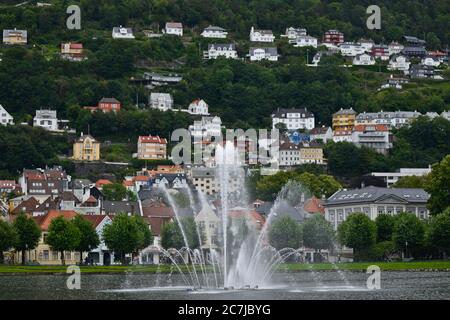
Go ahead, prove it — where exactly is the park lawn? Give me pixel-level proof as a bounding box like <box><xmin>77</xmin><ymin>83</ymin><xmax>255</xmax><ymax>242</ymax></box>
<box><xmin>279</xmin><ymin>260</ymin><xmax>450</xmax><ymax>271</ymax></box>
<box><xmin>1</xmin><ymin>261</ymin><xmax>450</xmax><ymax>274</ymax></box>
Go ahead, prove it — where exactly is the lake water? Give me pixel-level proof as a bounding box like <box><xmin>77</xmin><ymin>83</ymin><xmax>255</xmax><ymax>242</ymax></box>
<box><xmin>1</xmin><ymin>271</ymin><xmax>449</xmax><ymax>300</ymax></box>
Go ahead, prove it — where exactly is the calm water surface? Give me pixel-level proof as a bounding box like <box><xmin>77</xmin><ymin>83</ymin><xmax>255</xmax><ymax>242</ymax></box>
<box><xmin>0</xmin><ymin>271</ymin><xmax>449</xmax><ymax>300</ymax></box>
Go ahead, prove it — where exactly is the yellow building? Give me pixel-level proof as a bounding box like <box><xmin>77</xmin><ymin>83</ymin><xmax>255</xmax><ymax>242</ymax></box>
<box><xmin>300</xmin><ymin>141</ymin><xmax>325</xmax><ymax>164</ymax></box>
<box><xmin>332</xmin><ymin>108</ymin><xmax>357</xmax><ymax>131</ymax></box>
<box><xmin>73</xmin><ymin>133</ymin><xmax>100</xmax><ymax>161</ymax></box>
<box><xmin>2</xmin><ymin>29</ymin><xmax>27</xmax><ymax>45</ymax></box>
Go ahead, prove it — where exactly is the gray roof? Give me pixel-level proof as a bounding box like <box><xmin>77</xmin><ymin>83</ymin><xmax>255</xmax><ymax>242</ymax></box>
<box><xmin>272</xmin><ymin>108</ymin><xmax>313</xmax><ymax>118</ymax></box>
<box><xmin>191</xmin><ymin>167</ymin><xmax>215</xmax><ymax>178</ymax></box>
<box><xmin>326</xmin><ymin>186</ymin><xmax>429</xmax><ymax>206</ymax></box>
<box><xmin>154</xmin><ymin>173</ymin><xmax>186</xmax><ymax>183</ymax></box>
<box><xmin>99</xmin><ymin>97</ymin><xmax>120</xmax><ymax>104</ymax></box>
<box><xmin>250</xmin><ymin>47</ymin><xmax>278</xmax><ymax>56</ymax></box>
<box><xmin>204</xmin><ymin>25</ymin><xmax>226</xmax><ymax>32</ymax></box>
<box><xmin>103</xmin><ymin>200</ymin><xmax>139</xmax><ymax>215</ymax></box>
<box><xmin>271</xmin><ymin>200</ymin><xmax>306</xmax><ymax>223</ymax></box>
<box><xmin>112</xmin><ymin>27</ymin><xmax>133</xmax><ymax>34</ymax></box>
<box><xmin>69</xmin><ymin>179</ymin><xmax>92</xmax><ymax>189</ymax></box>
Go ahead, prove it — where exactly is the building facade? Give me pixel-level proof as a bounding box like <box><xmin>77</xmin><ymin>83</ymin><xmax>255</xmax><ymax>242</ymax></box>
<box><xmin>332</xmin><ymin>108</ymin><xmax>356</xmax><ymax>131</ymax></box>
<box><xmin>149</xmin><ymin>93</ymin><xmax>173</xmax><ymax>111</ymax></box>
<box><xmin>188</xmin><ymin>99</ymin><xmax>209</xmax><ymax>115</ymax></box>
<box><xmin>33</xmin><ymin>109</ymin><xmax>58</xmax><ymax>131</ymax></box>
<box><xmin>201</xmin><ymin>26</ymin><xmax>228</xmax><ymax>38</ymax></box>
<box><xmin>72</xmin><ymin>133</ymin><xmax>101</xmax><ymax>161</ymax></box>
<box><xmin>204</xmin><ymin>43</ymin><xmax>238</xmax><ymax>59</ymax></box>
<box><xmin>3</xmin><ymin>29</ymin><xmax>27</xmax><ymax>45</ymax></box>
<box><xmin>112</xmin><ymin>26</ymin><xmax>135</xmax><ymax>39</ymax></box>
<box><xmin>137</xmin><ymin>135</ymin><xmax>167</xmax><ymax>160</ymax></box>
<box><xmin>0</xmin><ymin>105</ymin><xmax>14</xmax><ymax>126</ymax></box>
<box><xmin>249</xmin><ymin>47</ymin><xmax>278</xmax><ymax>61</ymax></box>
<box><xmin>165</xmin><ymin>22</ymin><xmax>183</xmax><ymax>36</ymax></box>
<box><xmin>271</xmin><ymin>108</ymin><xmax>315</xmax><ymax>130</ymax></box>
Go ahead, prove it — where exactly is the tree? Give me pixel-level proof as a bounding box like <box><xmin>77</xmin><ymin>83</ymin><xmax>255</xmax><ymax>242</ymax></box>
<box><xmin>268</xmin><ymin>216</ymin><xmax>303</xmax><ymax>250</ymax></box>
<box><xmin>392</xmin><ymin>212</ymin><xmax>425</xmax><ymax>258</ymax></box>
<box><xmin>161</xmin><ymin>217</ymin><xmax>199</xmax><ymax>250</ymax></box>
<box><xmin>13</xmin><ymin>213</ymin><xmax>41</xmax><ymax>265</ymax></box>
<box><xmin>0</xmin><ymin>220</ymin><xmax>17</xmax><ymax>264</ymax></box>
<box><xmin>428</xmin><ymin>207</ymin><xmax>450</xmax><ymax>257</ymax></box>
<box><xmin>102</xmin><ymin>183</ymin><xmax>127</xmax><ymax>201</ymax></box>
<box><xmin>102</xmin><ymin>213</ymin><xmax>149</xmax><ymax>264</ymax></box>
<box><xmin>302</xmin><ymin>214</ymin><xmax>335</xmax><ymax>251</ymax></box>
<box><xmin>337</xmin><ymin>213</ymin><xmax>376</xmax><ymax>261</ymax></box>
<box><xmin>425</xmin><ymin>155</ymin><xmax>450</xmax><ymax>215</ymax></box>
<box><xmin>375</xmin><ymin>214</ymin><xmax>396</xmax><ymax>242</ymax></box>
<box><xmin>392</xmin><ymin>175</ymin><xmax>428</xmax><ymax>188</ymax></box>
<box><xmin>46</xmin><ymin>216</ymin><xmax>81</xmax><ymax>265</ymax></box>
<box><xmin>72</xmin><ymin>215</ymin><xmax>100</xmax><ymax>264</ymax></box>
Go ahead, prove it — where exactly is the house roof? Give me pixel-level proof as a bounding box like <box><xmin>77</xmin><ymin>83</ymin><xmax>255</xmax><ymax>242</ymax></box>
<box><xmin>61</xmin><ymin>43</ymin><xmax>83</xmax><ymax>49</ymax></box>
<box><xmin>82</xmin><ymin>215</ymin><xmax>111</xmax><ymax>228</ymax></box>
<box><xmin>204</xmin><ymin>25</ymin><xmax>226</xmax><ymax>31</ymax></box>
<box><xmin>11</xmin><ymin>197</ymin><xmax>40</xmax><ymax>215</ymax></box>
<box><xmin>166</xmin><ymin>22</ymin><xmax>183</xmax><ymax>29</ymax></box>
<box><xmin>113</xmin><ymin>27</ymin><xmax>133</xmax><ymax>34</ymax></box>
<box><xmin>138</xmin><ymin>135</ymin><xmax>167</xmax><ymax>144</ymax></box>
<box><xmin>34</xmin><ymin>197</ymin><xmax>60</xmax><ymax>213</ymax></box>
<box><xmin>250</xmin><ymin>47</ymin><xmax>278</xmax><ymax>56</ymax></box>
<box><xmin>35</xmin><ymin>210</ymin><xmax>78</xmax><ymax>231</ymax></box>
<box><xmin>333</xmin><ymin>108</ymin><xmax>356</xmax><ymax>116</ymax></box>
<box><xmin>3</xmin><ymin>29</ymin><xmax>27</xmax><ymax>38</ymax></box>
<box><xmin>310</xmin><ymin>127</ymin><xmax>330</xmax><ymax>135</ymax></box>
<box><xmin>0</xmin><ymin>180</ymin><xmax>16</xmax><ymax>189</ymax></box>
<box><xmin>303</xmin><ymin>196</ymin><xmax>325</xmax><ymax>214</ymax></box>
<box><xmin>58</xmin><ymin>191</ymin><xmax>81</xmax><ymax>203</ymax></box>
<box><xmin>326</xmin><ymin>186</ymin><xmax>429</xmax><ymax>205</ymax></box>
<box><xmin>272</xmin><ymin>108</ymin><xmax>314</xmax><ymax>118</ymax></box>
<box><xmin>75</xmin><ymin>134</ymin><xmax>98</xmax><ymax>143</ymax></box>
<box><xmin>354</xmin><ymin>124</ymin><xmax>390</xmax><ymax>132</ymax></box>
<box><xmin>142</xmin><ymin>200</ymin><xmax>174</xmax><ymax>218</ymax></box>
<box><xmin>95</xmin><ymin>179</ymin><xmax>112</xmax><ymax>188</ymax></box>
<box><xmin>103</xmin><ymin>201</ymin><xmax>139</xmax><ymax>215</ymax></box>
<box><xmin>208</xmin><ymin>43</ymin><xmax>235</xmax><ymax>50</ymax></box>
<box><xmin>99</xmin><ymin>97</ymin><xmax>120</xmax><ymax>104</ymax></box>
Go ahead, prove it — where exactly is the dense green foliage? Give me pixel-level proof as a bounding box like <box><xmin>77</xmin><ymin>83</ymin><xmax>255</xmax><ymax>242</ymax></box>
<box><xmin>46</xmin><ymin>216</ymin><xmax>81</xmax><ymax>265</ymax></box>
<box><xmin>72</xmin><ymin>215</ymin><xmax>100</xmax><ymax>264</ymax></box>
<box><xmin>424</xmin><ymin>155</ymin><xmax>450</xmax><ymax>215</ymax></box>
<box><xmin>12</xmin><ymin>213</ymin><xmax>41</xmax><ymax>265</ymax></box>
<box><xmin>268</xmin><ymin>216</ymin><xmax>303</xmax><ymax>250</ymax></box>
<box><xmin>301</xmin><ymin>214</ymin><xmax>335</xmax><ymax>251</ymax></box>
<box><xmin>428</xmin><ymin>207</ymin><xmax>450</xmax><ymax>256</ymax></box>
<box><xmin>392</xmin><ymin>212</ymin><xmax>426</xmax><ymax>258</ymax></box>
<box><xmin>0</xmin><ymin>220</ymin><xmax>17</xmax><ymax>264</ymax></box>
<box><xmin>102</xmin><ymin>213</ymin><xmax>152</xmax><ymax>264</ymax></box>
<box><xmin>337</xmin><ymin>212</ymin><xmax>376</xmax><ymax>261</ymax></box>
<box><xmin>161</xmin><ymin>217</ymin><xmax>199</xmax><ymax>250</ymax></box>
<box><xmin>375</xmin><ymin>214</ymin><xmax>395</xmax><ymax>243</ymax></box>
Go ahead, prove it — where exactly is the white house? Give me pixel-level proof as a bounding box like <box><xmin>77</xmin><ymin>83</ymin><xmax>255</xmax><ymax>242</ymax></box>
<box><xmin>271</xmin><ymin>108</ymin><xmax>315</xmax><ymax>130</ymax></box>
<box><xmin>201</xmin><ymin>25</ymin><xmax>228</xmax><ymax>38</ymax></box>
<box><xmin>282</xmin><ymin>27</ymin><xmax>307</xmax><ymax>39</ymax></box>
<box><xmin>149</xmin><ymin>93</ymin><xmax>173</xmax><ymax>111</ymax></box>
<box><xmin>441</xmin><ymin>111</ymin><xmax>450</xmax><ymax>121</ymax></box>
<box><xmin>339</xmin><ymin>42</ymin><xmax>365</xmax><ymax>57</ymax></box>
<box><xmin>293</xmin><ymin>35</ymin><xmax>318</xmax><ymax>48</ymax></box>
<box><xmin>87</xmin><ymin>215</ymin><xmax>114</xmax><ymax>265</ymax></box>
<box><xmin>249</xmin><ymin>26</ymin><xmax>275</xmax><ymax>42</ymax></box>
<box><xmin>204</xmin><ymin>43</ymin><xmax>237</xmax><ymax>59</ymax></box>
<box><xmin>249</xmin><ymin>47</ymin><xmax>278</xmax><ymax>61</ymax></box>
<box><xmin>189</xmin><ymin>116</ymin><xmax>222</xmax><ymax>138</ymax></box>
<box><xmin>421</xmin><ymin>56</ymin><xmax>441</xmax><ymax>67</ymax></box>
<box><xmin>0</xmin><ymin>105</ymin><xmax>14</xmax><ymax>126</ymax></box>
<box><xmin>387</xmin><ymin>55</ymin><xmax>411</xmax><ymax>72</ymax></box>
<box><xmin>359</xmin><ymin>38</ymin><xmax>374</xmax><ymax>52</ymax></box>
<box><xmin>332</xmin><ymin>130</ymin><xmax>353</xmax><ymax>143</ymax></box>
<box><xmin>33</xmin><ymin>109</ymin><xmax>58</xmax><ymax>131</ymax></box>
<box><xmin>279</xmin><ymin>141</ymin><xmax>301</xmax><ymax>166</ymax></box>
<box><xmin>309</xmin><ymin>127</ymin><xmax>333</xmax><ymax>143</ymax></box>
<box><xmin>353</xmin><ymin>53</ymin><xmax>375</xmax><ymax>65</ymax></box>
<box><xmin>164</xmin><ymin>22</ymin><xmax>183</xmax><ymax>36</ymax></box>
<box><xmin>388</xmin><ymin>41</ymin><xmax>404</xmax><ymax>55</ymax></box>
<box><xmin>188</xmin><ymin>99</ymin><xmax>209</xmax><ymax>115</ymax></box>
<box><xmin>112</xmin><ymin>26</ymin><xmax>135</xmax><ymax>39</ymax></box>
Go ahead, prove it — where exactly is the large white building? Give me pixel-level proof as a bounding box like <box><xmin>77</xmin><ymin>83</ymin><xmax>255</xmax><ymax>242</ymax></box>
<box><xmin>249</xmin><ymin>26</ymin><xmax>275</xmax><ymax>42</ymax></box>
<box><xmin>293</xmin><ymin>35</ymin><xmax>318</xmax><ymax>48</ymax></box>
<box><xmin>164</xmin><ymin>22</ymin><xmax>183</xmax><ymax>36</ymax></box>
<box><xmin>324</xmin><ymin>187</ymin><xmax>430</xmax><ymax>229</ymax></box>
<box><xmin>204</xmin><ymin>43</ymin><xmax>238</xmax><ymax>60</ymax></box>
<box><xmin>0</xmin><ymin>105</ymin><xmax>14</xmax><ymax>126</ymax></box>
<box><xmin>352</xmin><ymin>124</ymin><xmax>392</xmax><ymax>155</ymax></box>
<box><xmin>188</xmin><ymin>99</ymin><xmax>209</xmax><ymax>115</ymax></box>
<box><xmin>355</xmin><ymin>111</ymin><xmax>421</xmax><ymax>128</ymax></box>
<box><xmin>201</xmin><ymin>25</ymin><xmax>228</xmax><ymax>38</ymax></box>
<box><xmin>112</xmin><ymin>26</ymin><xmax>135</xmax><ymax>39</ymax></box>
<box><xmin>149</xmin><ymin>93</ymin><xmax>173</xmax><ymax>111</ymax></box>
<box><xmin>369</xmin><ymin>167</ymin><xmax>432</xmax><ymax>187</ymax></box>
<box><xmin>189</xmin><ymin>116</ymin><xmax>222</xmax><ymax>139</ymax></box>
<box><xmin>33</xmin><ymin>109</ymin><xmax>59</xmax><ymax>131</ymax></box>
<box><xmin>249</xmin><ymin>47</ymin><xmax>278</xmax><ymax>61</ymax></box>
<box><xmin>271</xmin><ymin>108</ymin><xmax>315</xmax><ymax>130</ymax></box>
<box><xmin>388</xmin><ymin>55</ymin><xmax>411</xmax><ymax>72</ymax></box>
<box><xmin>339</xmin><ymin>42</ymin><xmax>365</xmax><ymax>57</ymax></box>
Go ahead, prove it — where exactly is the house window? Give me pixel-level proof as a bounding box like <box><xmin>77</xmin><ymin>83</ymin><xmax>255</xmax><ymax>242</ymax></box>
<box><xmin>43</xmin><ymin>250</ymin><xmax>49</xmax><ymax>260</ymax></box>
<box><xmin>52</xmin><ymin>251</ymin><xmax>59</xmax><ymax>260</ymax></box>
<box><xmin>65</xmin><ymin>251</ymin><xmax>72</xmax><ymax>261</ymax></box>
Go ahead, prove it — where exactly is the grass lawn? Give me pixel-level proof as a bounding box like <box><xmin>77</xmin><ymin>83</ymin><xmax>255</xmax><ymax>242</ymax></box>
<box><xmin>1</xmin><ymin>261</ymin><xmax>450</xmax><ymax>274</ymax></box>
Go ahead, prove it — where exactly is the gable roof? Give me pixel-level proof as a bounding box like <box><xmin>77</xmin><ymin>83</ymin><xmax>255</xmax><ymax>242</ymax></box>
<box><xmin>166</xmin><ymin>22</ymin><xmax>182</xmax><ymax>29</ymax></box>
<box><xmin>99</xmin><ymin>97</ymin><xmax>120</xmax><ymax>104</ymax></box>
<box><xmin>35</xmin><ymin>210</ymin><xmax>78</xmax><ymax>231</ymax></box>
<box><xmin>103</xmin><ymin>200</ymin><xmax>139</xmax><ymax>215</ymax></box>
<box><xmin>11</xmin><ymin>197</ymin><xmax>39</xmax><ymax>215</ymax></box>
<box><xmin>250</xmin><ymin>47</ymin><xmax>278</xmax><ymax>56</ymax></box>
<box><xmin>272</xmin><ymin>108</ymin><xmax>314</xmax><ymax>118</ymax></box>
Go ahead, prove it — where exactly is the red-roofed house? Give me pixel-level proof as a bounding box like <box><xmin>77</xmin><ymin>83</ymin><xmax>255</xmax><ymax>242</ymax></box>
<box><xmin>228</xmin><ymin>208</ymin><xmax>265</xmax><ymax>230</ymax></box>
<box><xmin>83</xmin><ymin>97</ymin><xmax>121</xmax><ymax>113</ymax></box>
<box><xmin>137</xmin><ymin>135</ymin><xmax>167</xmax><ymax>160</ymax></box>
<box><xmin>303</xmin><ymin>196</ymin><xmax>325</xmax><ymax>215</ymax></box>
<box><xmin>95</xmin><ymin>179</ymin><xmax>112</xmax><ymax>189</ymax></box>
<box><xmin>61</xmin><ymin>42</ymin><xmax>86</xmax><ymax>61</ymax></box>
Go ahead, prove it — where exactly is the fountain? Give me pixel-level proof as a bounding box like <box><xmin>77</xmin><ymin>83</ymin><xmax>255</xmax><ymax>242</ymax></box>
<box><xmin>117</xmin><ymin>141</ymin><xmax>362</xmax><ymax>295</ymax></box>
